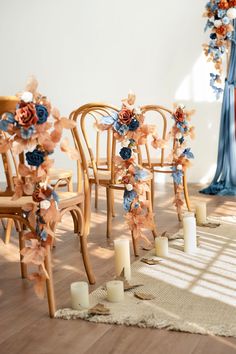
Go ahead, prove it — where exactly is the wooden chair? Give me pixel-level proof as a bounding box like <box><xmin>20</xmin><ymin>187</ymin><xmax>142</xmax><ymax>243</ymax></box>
<box><xmin>0</xmin><ymin>97</ymin><xmax>95</xmax><ymax>317</ymax></box>
<box><xmin>70</xmin><ymin>103</ymin><xmax>157</xmax><ymax>256</ymax></box>
<box><xmin>139</xmin><ymin>105</ymin><xmax>191</xmax><ymax>220</ymax></box>
<box><xmin>0</xmin><ymin>96</ymin><xmax>73</xmax><ymax>244</ymax></box>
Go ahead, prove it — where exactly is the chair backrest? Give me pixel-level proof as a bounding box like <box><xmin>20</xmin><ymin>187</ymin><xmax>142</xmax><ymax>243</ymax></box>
<box><xmin>69</xmin><ymin>103</ymin><xmax>120</xmax><ymax>189</ymax></box>
<box><xmin>0</xmin><ymin>96</ymin><xmax>19</xmax><ymax>195</ymax></box>
<box><xmin>140</xmin><ymin>105</ymin><xmax>175</xmax><ymax>168</ymax></box>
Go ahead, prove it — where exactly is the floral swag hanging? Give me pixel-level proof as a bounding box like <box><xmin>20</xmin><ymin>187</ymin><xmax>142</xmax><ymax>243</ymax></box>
<box><xmin>96</xmin><ymin>94</ymin><xmax>195</xmax><ymax>243</ymax></box>
<box><xmin>203</xmin><ymin>0</ymin><xmax>236</xmax><ymax>97</ymax></box>
<box><xmin>0</xmin><ymin>77</ymin><xmax>78</xmax><ymax>298</ymax></box>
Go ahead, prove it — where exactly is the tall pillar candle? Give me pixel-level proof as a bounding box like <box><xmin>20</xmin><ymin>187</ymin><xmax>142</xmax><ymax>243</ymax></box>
<box><xmin>195</xmin><ymin>202</ymin><xmax>207</xmax><ymax>224</ymax></box>
<box><xmin>114</xmin><ymin>239</ymin><xmax>131</xmax><ymax>280</ymax></box>
<box><xmin>183</xmin><ymin>213</ymin><xmax>197</xmax><ymax>254</ymax></box>
<box><xmin>155</xmin><ymin>237</ymin><xmax>168</xmax><ymax>257</ymax></box>
<box><xmin>106</xmin><ymin>280</ymin><xmax>124</xmax><ymax>302</ymax></box>
<box><xmin>70</xmin><ymin>281</ymin><xmax>90</xmax><ymax>309</ymax></box>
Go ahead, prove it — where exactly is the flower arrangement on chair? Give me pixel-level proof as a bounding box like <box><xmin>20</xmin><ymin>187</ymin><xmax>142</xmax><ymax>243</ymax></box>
<box><xmin>96</xmin><ymin>92</ymin><xmax>157</xmax><ymax>245</ymax></box>
<box><xmin>203</xmin><ymin>0</ymin><xmax>236</xmax><ymax>97</ymax></box>
<box><xmin>0</xmin><ymin>77</ymin><xmax>78</xmax><ymax>297</ymax></box>
<box><xmin>170</xmin><ymin>105</ymin><xmax>195</xmax><ymax>214</ymax></box>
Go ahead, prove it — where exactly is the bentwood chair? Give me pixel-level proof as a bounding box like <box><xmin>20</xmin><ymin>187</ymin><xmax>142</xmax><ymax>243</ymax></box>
<box><xmin>139</xmin><ymin>105</ymin><xmax>191</xmax><ymax>220</ymax></box>
<box><xmin>0</xmin><ymin>97</ymin><xmax>95</xmax><ymax>317</ymax></box>
<box><xmin>70</xmin><ymin>103</ymin><xmax>157</xmax><ymax>256</ymax></box>
<box><xmin>0</xmin><ymin>96</ymin><xmax>73</xmax><ymax>244</ymax></box>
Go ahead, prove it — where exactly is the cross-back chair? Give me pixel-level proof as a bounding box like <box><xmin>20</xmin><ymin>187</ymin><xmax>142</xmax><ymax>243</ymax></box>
<box><xmin>70</xmin><ymin>103</ymin><xmax>157</xmax><ymax>256</ymax></box>
<box><xmin>139</xmin><ymin>105</ymin><xmax>191</xmax><ymax>220</ymax></box>
<box><xmin>0</xmin><ymin>96</ymin><xmax>95</xmax><ymax>317</ymax></box>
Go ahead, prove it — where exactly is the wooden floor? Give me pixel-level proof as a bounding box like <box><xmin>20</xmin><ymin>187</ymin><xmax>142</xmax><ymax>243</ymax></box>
<box><xmin>1</xmin><ymin>183</ymin><xmax>236</xmax><ymax>354</ymax></box>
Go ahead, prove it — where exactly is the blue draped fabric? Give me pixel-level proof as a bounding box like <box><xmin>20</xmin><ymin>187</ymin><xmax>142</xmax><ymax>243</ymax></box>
<box><xmin>200</xmin><ymin>22</ymin><xmax>236</xmax><ymax>196</ymax></box>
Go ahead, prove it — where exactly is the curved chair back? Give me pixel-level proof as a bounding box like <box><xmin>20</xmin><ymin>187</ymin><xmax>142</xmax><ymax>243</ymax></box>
<box><xmin>70</xmin><ymin>103</ymin><xmax>120</xmax><ymax>189</ymax></box>
<box><xmin>0</xmin><ymin>96</ymin><xmax>19</xmax><ymax>195</ymax></box>
<box><xmin>140</xmin><ymin>105</ymin><xmax>175</xmax><ymax>170</ymax></box>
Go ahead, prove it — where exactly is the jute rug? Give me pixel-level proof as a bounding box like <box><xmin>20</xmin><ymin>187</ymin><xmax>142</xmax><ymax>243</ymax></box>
<box><xmin>55</xmin><ymin>217</ymin><xmax>236</xmax><ymax>337</ymax></box>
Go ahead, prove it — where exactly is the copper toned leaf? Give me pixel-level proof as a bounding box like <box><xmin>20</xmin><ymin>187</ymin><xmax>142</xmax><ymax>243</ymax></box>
<box><xmin>88</xmin><ymin>303</ymin><xmax>110</xmax><ymax>316</ymax></box>
<box><xmin>134</xmin><ymin>292</ymin><xmax>155</xmax><ymax>300</ymax></box>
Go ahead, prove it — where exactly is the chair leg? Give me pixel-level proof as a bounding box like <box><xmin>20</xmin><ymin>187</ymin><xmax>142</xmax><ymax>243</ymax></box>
<box><xmin>5</xmin><ymin>218</ymin><xmax>14</xmax><ymax>244</ymax></box>
<box><xmin>80</xmin><ymin>235</ymin><xmax>96</xmax><ymax>284</ymax></box>
<box><xmin>111</xmin><ymin>189</ymin><xmax>115</xmax><ymax>217</ymax></box>
<box><xmin>95</xmin><ymin>184</ymin><xmax>98</xmax><ymax>209</ymax></box>
<box><xmin>183</xmin><ymin>173</ymin><xmax>191</xmax><ymax>211</ymax></box>
<box><xmin>1</xmin><ymin>218</ymin><xmax>6</xmax><ymax>230</ymax></box>
<box><xmin>106</xmin><ymin>187</ymin><xmax>112</xmax><ymax>239</ymax></box>
<box><xmin>147</xmin><ymin>185</ymin><xmax>158</xmax><ymax>238</ymax></box>
<box><xmin>151</xmin><ymin>171</ymin><xmax>155</xmax><ymax>209</ymax></box>
<box><xmin>44</xmin><ymin>245</ymin><xmax>56</xmax><ymax>318</ymax></box>
<box><xmin>131</xmin><ymin>231</ymin><xmax>139</xmax><ymax>257</ymax></box>
<box><xmin>19</xmin><ymin>228</ymin><xmax>27</xmax><ymax>279</ymax></box>
<box><xmin>173</xmin><ymin>181</ymin><xmax>182</xmax><ymax>222</ymax></box>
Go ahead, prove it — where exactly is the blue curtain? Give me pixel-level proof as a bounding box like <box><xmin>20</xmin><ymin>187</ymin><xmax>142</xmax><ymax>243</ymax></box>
<box><xmin>200</xmin><ymin>21</ymin><xmax>236</xmax><ymax>196</ymax></box>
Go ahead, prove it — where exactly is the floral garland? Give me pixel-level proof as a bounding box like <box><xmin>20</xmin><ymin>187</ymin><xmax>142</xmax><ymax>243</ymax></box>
<box><xmin>0</xmin><ymin>77</ymin><xmax>78</xmax><ymax>298</ymax></box>
<box><xmin>203</xmin><ymin>0</ymin><xmax>236</xmax><ymax>98</ymax></box>
<box><xmin>96</xmin><ymin>93</ymin><xmax>156</xmax><ymax>244</ymax></box>
<box><xmin>170</xmin><ymin>105</ymin><xmax>195</xmax><ymax>214</ymax></box>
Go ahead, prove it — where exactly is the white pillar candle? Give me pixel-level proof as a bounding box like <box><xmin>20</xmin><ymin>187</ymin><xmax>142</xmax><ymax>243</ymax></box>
<box><xmin>114</xmin><ymin>239</ymin><xmax>131</xmax><ymax>280</ymax></box>
<box><xmin>183</xmin><ymin>213</ymin><xmax>197</xmax><ymax>254</ymax></box>
<box><xmin>155</xmin><ymin>237</ymin><xmax>169</xmax><ymax>257</ymax></box>
<box><xmin>106</xmin><ymin>280</ymin><xmax>124</xmax><ymax>302</ymax></box>
<box><xmin>70</xmin><ymin>281</ymin><xmax>90</xmax><ymax>309</ymax></box>
<box><xmin>195</xmin><ymin>202</ymin><xmax>207</xmax><ymax>224</ymax></box>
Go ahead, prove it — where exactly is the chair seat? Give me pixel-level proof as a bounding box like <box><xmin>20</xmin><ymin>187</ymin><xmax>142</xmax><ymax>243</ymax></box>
<box><xmin>142</xmin><ymin>158</ymin><xmax>174</xmax><ymax>168</ymax></box>
<box><xmin>0</xmin><ymin>191</ymin><xmax>83</xmax><ymax>213</ymax></box>
<box><xmin>49</xmin><ymin>168</ymin><xmax>73</xmax><ymax>180</ymax></box>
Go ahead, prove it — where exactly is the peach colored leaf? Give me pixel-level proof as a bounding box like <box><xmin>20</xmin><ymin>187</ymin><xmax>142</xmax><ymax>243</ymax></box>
<box><xmin>23</xmin><ymin>182</ymin><xmax>34</xmax><ymax>195</ymax></box>
<box><xmin>50</xmin><ymin>129</ymin><xmax>62</xmax><ymax>143</ymax></box>
<box><xmin>25</xmin><ymin>75</ymin><xmax>38</xmax><ymax>95</ymax></box>
<box><xmin>60</xmin><ymin>117</ymin><xmax>76</xmax><ymax>129</ymax></box>
<box><xmin>18</xmin><ymin>163</ymin><xmax>31</xmax><ymax>177</ymax></box>
<box><xmin>51</xmin><ymin>107</ymin><xmax>60</xmax><ymax>120</ymax></box>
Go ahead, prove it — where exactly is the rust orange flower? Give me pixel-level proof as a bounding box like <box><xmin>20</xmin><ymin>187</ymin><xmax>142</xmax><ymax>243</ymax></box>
<box><xmin>15</xmin><ymin>102</ymin><xmax>38</xmax><ymax>127</ymax></box>
<box><xmin>118</xmin><ymin>108</ymin><xmax>133</xmax><ymax>125</ymax></box>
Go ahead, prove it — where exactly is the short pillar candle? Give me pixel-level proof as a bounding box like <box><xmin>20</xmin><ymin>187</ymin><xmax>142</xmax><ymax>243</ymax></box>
<box><xmin>70</xmin><ymin>281</ymin><xmax>90</xmax><ymax>309</ymax></box>
<box><xmin>183</xmin><ymin>212</ymin><xmax>197</xmax><ymax>254</ymax></box>
<box><xmin>155</xmin><ymin>237</ymin><xmax>169</xmax><ymax>257</ymax></box>
<box><xmin>195</xmin><ymin>202</ymin><xmax>207</xmax><ymax>224</ymax></box>
<box><xmin>106</xmin><ymin>280</ymin><xmax>124</xmax><ymax>302</ymax></box>
<box><xmin>114</xmin><ymin>239</ymin><xmax>131</xmax><ymax>280</ymax></box>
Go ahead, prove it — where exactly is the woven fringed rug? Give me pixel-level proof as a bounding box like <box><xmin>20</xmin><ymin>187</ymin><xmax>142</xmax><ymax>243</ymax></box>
<box><xmin>55</xmin><ymin>217</ymin><xmax>236</xmax><ymax>337</ymax></box>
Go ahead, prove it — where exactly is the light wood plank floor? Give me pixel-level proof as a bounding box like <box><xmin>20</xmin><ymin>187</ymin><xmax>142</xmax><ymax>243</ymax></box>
<box><xmin>1</xmin><ymin>183</ymin><xmax>236</xmax><ymax>354</ymax></box>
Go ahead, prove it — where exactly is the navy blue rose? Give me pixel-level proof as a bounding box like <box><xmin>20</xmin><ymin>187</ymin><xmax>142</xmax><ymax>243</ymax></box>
<box><xmin>119</xmin><ymin>147</ymin><xmax>132</xmax><ymax>160</ymax></box>
<box><xmin>128</xmin><ymin>118</ymin><xmax>139</xmax><ymax>131</ymax></box>
<box><xmin>210</xmin><ymin>33</ymin><xmax>217</xmax><ymax>40</ymax></box>
<box><xmin>123</xmin><ymin>190</ymin><xmax>137</xmax><ymax>212</ymax></box>
<box><xmin>36</xmin><ymin>104</ymin><xmax>48</xmax><ymax>124</ymax></box>
<box><xmin>26</xmin><ymin>149</ymin><xmax>45</xmax><ymax>167</ymax></box>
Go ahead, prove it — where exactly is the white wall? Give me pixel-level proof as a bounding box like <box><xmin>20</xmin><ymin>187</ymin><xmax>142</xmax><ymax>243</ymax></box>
<box><xmin>0</xmin><ymin>0</ymin><xmax>222</xmax><ymax>183</ymax></box>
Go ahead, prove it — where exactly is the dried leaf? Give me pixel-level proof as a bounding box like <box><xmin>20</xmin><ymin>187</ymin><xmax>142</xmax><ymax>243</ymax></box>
<box><xmin>88</xmin><ymin>303</ymin><xmax>110</xmax><ymax>316</ymax></box>
<box><xmin>28</xmin><ymin>272</ymin><xmax>46</xmax><ymax>299</ymax></box>
<box><xmin>198</xmin><ymin>222</ymin><xmax>220</xmax><ymax>228</ymax></box>
<box><xmin>134</xmin><ymin>292</ymin><xmax>155</xmax><ymax>300</ymax></box>
<box><xmin>18</xmin><ymin>163</ymin><xmax>31</xmax><ymax>177</ymax></box>
<box><xmin>115</xmin><ymin>268</ymin><xmax>143</xmax><ymax>291</ymax></box>
<box><xmin>60</xmin><ymin>117</ymin><xmax>76</xmax><ymax>129</ymax></box>
<box><xmin>141</xmin><ymin>258</ymin><xmax>162</xmax><ymax>265</ymax></box>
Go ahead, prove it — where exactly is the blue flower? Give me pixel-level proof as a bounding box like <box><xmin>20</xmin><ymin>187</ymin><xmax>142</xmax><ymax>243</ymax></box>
<box><xmin>179</xmin><ymin>136</ymin><xmax>184</xmax><ymax>145</ymax></box>
<box><xmin>217</xmin><ymin>9</ymin><xmax>227</xmax><ymax>18</ymax></box>
<box><xmin>171</xmin><ymin>168</ymin><xmax>183</xmax><ymax>185</ymax></box>
<box><xmin>20</xmin><ymin>125</ymin><xmax>36</xmax><ymax>140</ymax></box>
<box><xmin>51</xmin><ymin>190</ymin><xmax>59</xmax><ymax>204</ymax></box>
<box><xmin>100</xmin><ymin>113</ymin><xmax>118</xmax><ymax>125</ymax></box>
<box><xmin>222</xmin><ymin>16</ymin><xmax>230</xmax><ymax>25</ymax></box>
<box><xmin>182</xmin><ymin>148</ymin><xmax>194</xmax><ymax>159</ymax></box>
<box><xmin>119</xmin><ymin>147</ymin><xmax>132</xmax><ymax>160</ymax></box>
<box><xmin>134</xmin><ymin>166</ymin><xmax>149</xmax><ymax>181</ymax></box>
<box><xmin>26</xmin><ymin>149</ymin><xmax>45</xmax><ymax>167</ymax></box>
<box><xmin>39</xmin><ymin>229</ymin><xmax>48</xmax><ymax>241</ymax></box>
<box><xmin>0</xmin><ymin>119</ymin><xmax>9</xmax><ymax>132</ymax></box>
<box><xmin>128</xmin><ymin>119</ymin><xmax>139</xmax><ymax>131</ymax></box>
<box><xmin>114</xmin><ymin>121</ymin><xmax>129</xmax><ymax>136</ymax></box>
<box><xmin>36</xmin><ymin>104</ymin><xmax>49</xmax><ymax>124</ymax></box>
<box><xmin>123</xmin><ymin>190</ymin><xmax>137</xmax><ymax>212</ymax></box>
<box><xmin>210</xmin><ymin>33</ymin><xmax>217</xmax><ymax>40</ymax></box>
